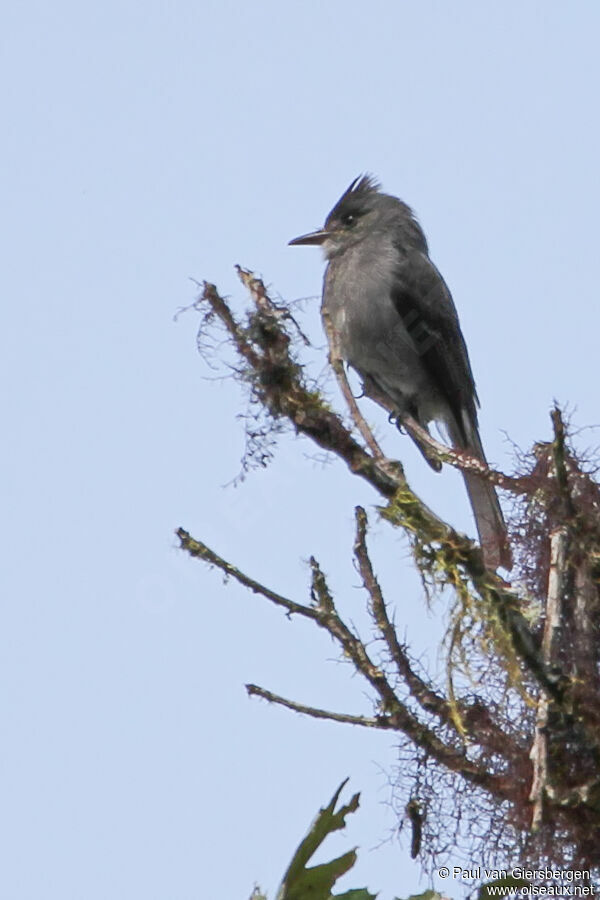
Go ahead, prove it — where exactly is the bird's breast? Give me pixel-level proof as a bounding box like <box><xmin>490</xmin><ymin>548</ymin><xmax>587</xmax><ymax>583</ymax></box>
<box><xmin>322</xmin><ymin>249</ymin><xmax>414</xmax><ymax>363</ymax></box>
<box><xmin>321</xmin><ymin>244</ymin><xmax>435</xmax><ymax>414</ymax></box>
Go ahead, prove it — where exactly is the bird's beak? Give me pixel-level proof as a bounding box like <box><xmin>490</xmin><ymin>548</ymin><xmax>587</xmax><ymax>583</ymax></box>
<box><xmin>288</xmin><ymin>228</ymin><xmax>331</xmax><ymax>246</ymax></box>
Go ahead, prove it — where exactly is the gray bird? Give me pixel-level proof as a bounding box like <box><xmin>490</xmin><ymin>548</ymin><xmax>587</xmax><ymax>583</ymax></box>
<box><xmin>289</xmin><ymin>175</ymin><xmax>511</xmax><ymax>570</ymax></box>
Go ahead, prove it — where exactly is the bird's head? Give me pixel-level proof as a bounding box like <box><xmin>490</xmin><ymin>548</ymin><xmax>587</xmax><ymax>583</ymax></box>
<box><xmin>289</xmin><ymin>174</ymin><xmax>418</xmax><ymax>259</ymax></box>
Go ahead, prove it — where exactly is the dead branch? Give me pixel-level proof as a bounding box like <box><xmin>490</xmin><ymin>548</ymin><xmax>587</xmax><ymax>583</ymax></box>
<box><xmin>353</xmin><ymin>506</ymin><xmax>525</xmax><ymax>763</ymax></box>
<box><xmin>177</xmin><ymin>528</ymin><xmax>320</xmax><ymax>622</ymax></box>
<box><xmin>322</xmin><ymin>309</ymin><xmax>385</xmax><ymax>459</ymax></box>
<box><xmin>529</xmin><ymin>526</ymin><xmax>568</xmax><ymax>829</ymax></box>
<box><xmin>245</xmin><ymin>684</ymin><xmax>394</xmax><ymax>729</ymax></box>
<box><xmin>400</xmin><ymin>413</ymin><xmax>532</xmax><ymax>494</ymax></box>
<box><xmin>177</xmin><ymin>525</ymin><xmax>511</xmax><ymax>799</ymax></box>
<box><xmin>353</xmin><ymin>506</ymin><xmax>452</xmax><ymax>723</ymax></box>
<box><xmin>192</xmin><ymin>272</ymin><xmax>564</xmax><ymax>704</ymax></box>
<box><xmin>182</xmin><ymin>267</ymin><xmax>600</xmax><ymax>872</ymax></box>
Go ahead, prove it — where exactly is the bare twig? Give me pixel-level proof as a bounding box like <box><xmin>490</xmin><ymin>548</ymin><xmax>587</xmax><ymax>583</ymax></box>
<box><xmin>309</xmin><ymin>556</ymin><xmax>336</xmax><ymax>613</ymax></box>
<box><xmin>178</xmin><ymin>525</ymin><xmax>514</xmax><ymax>799</ymax></box>
<box><xmin>401</xmin><ymin>413</ymin><xmax>531</xmax><ymax>495</ymax></box>
<box><xmin>186</xmin><ymin>268</ymin><xmax>600</xmax><ymax>868</ymax></box>
<box><xmin>176</xmin><ymin>528</ymin><xmax>320</xmax><ymax>622</ymax></box>
<box><xmin>192</xmin><ymin>274</ymin><xmax>563</xmax><ymax>702</ymax></box>
<box><xmin>322</xmin><ymin>310</ymin><xmax>384</xmax><ymax>459</ymax></box>
<box><xmin>246</xmin><ymin>684</ymin><xmax>394</xmax><ymax>728</ymax></box>
<box><xmin>353</xmin><ymin>506</ymin><xmax>453</xmax><ymax>724</ymax></box>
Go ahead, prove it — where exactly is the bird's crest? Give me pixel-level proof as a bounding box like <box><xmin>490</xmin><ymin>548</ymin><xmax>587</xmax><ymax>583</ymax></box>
<box><xmin>326</xmin><ymin>173</ymin><xmax>382</xmax><ymax>227</ymax></box>
<box><xmin>343</xmin><ymin>173</ymin><xmax>380</xmax><ymax>199</ymax></box>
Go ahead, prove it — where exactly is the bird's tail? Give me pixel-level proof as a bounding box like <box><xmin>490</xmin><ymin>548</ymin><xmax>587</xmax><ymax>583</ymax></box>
<box><xmin>447</xmin><ymin>417</ymin><xmax>512</xmax><ymax>571</ymax></box>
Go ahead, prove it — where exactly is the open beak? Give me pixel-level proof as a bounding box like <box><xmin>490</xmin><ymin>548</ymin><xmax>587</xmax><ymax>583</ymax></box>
<box><xmin>288</xmin><ymin>228</ymin><xmax>331</xmax><ymax>246</ymax></box>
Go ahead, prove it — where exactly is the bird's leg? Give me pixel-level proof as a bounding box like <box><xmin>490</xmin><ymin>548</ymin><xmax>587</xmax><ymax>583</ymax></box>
<box><xmin>398</xmin><ymin>415</ymin><xmax>443</xmax><ymax>473</ymax></box>
<box><xmin>360</xmin><ymin>375</ymin><xmax>442</xmax><ymax>472</ymax></box>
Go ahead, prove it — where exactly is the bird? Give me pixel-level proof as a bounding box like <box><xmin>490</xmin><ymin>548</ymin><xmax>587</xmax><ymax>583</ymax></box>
<box><xmin>289</xmin><ymin>174</ymin><xmax>511</xmax><ymax>570</ymax></box>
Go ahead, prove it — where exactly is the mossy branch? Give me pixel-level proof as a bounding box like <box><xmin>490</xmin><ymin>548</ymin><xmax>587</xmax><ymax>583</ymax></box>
<box><xmin>180</xmin><ymin>267</ymin><xmax>600</xmax><ymax>870</ymax></box>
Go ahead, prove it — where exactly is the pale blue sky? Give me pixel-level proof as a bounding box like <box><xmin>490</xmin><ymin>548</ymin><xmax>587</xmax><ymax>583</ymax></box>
<box><xmin>3</xmin><ymin>2</ymin><xmax>600</xmax><ymax>898</ymax></box>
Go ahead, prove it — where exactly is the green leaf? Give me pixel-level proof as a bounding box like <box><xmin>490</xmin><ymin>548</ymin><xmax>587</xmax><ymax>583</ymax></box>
<box><xmin>394</xmin><ymin>891</ymin><xmax>442</xmax><ymax>900</ymax></box>
<box><xmin>335</xmin><ymin>890</ymin><xmax>379</xmax><ymax>900</ymax></box>
<box><xmin>275</xmin><ymin>779</ymin><xmax>376</xmax><ymax>900</ymax></box>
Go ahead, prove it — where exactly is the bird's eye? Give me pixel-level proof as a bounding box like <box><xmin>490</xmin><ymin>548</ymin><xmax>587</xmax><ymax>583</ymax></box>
<box><xmin>341</xmin><ymin>213</ymin><xmax>355</xmax><ymax>227</ymax></box>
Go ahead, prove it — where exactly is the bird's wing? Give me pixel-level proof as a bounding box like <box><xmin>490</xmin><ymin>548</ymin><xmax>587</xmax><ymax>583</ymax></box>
<box><xmin>390</xmin><ymin>247</ymin><xmax>479</xmax><ymax>445</ymax></box>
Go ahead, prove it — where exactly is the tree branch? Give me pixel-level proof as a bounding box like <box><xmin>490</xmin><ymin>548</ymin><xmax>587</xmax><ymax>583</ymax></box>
<box><xmin>176</xmin><ymin>528</ymin><xmax>320</xmax><ymax>622</ymax></box>
<box><xmin>401</xmin><ymin>413</ymin><xmax>531</xmax><ymax>495</ymax></box>
<box><xmin>353</xmin><ymin>506</ymin><xmax>525</xmax><ymax>763</ymax></box>
<box><xmin>322</xmin><ymin>309</ymin><xmax>385</xmax><ymax>459</ymax></box>
<box><xmin>353</xmin><ymin>506</ymin><xmax>452</xmax><ymax>724</ymax></box>
<box><xmin>193</xmin><ymin>272</ymin><xmax>565</xmax><ymax>704</ymax></box>
<box><xmin>178</xmin><ymin>524</ymin><xmax>513</xmax><ymax>800</ymax></box>
<box><xmin>530</xmin><ymin>525</ymin><xmax>568</xmax><ymax>829</ymax></box>
<box><xmin>246</xmin><ymin>683</ymin><xmax>394</xmax><ymax>729</ymax></box>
